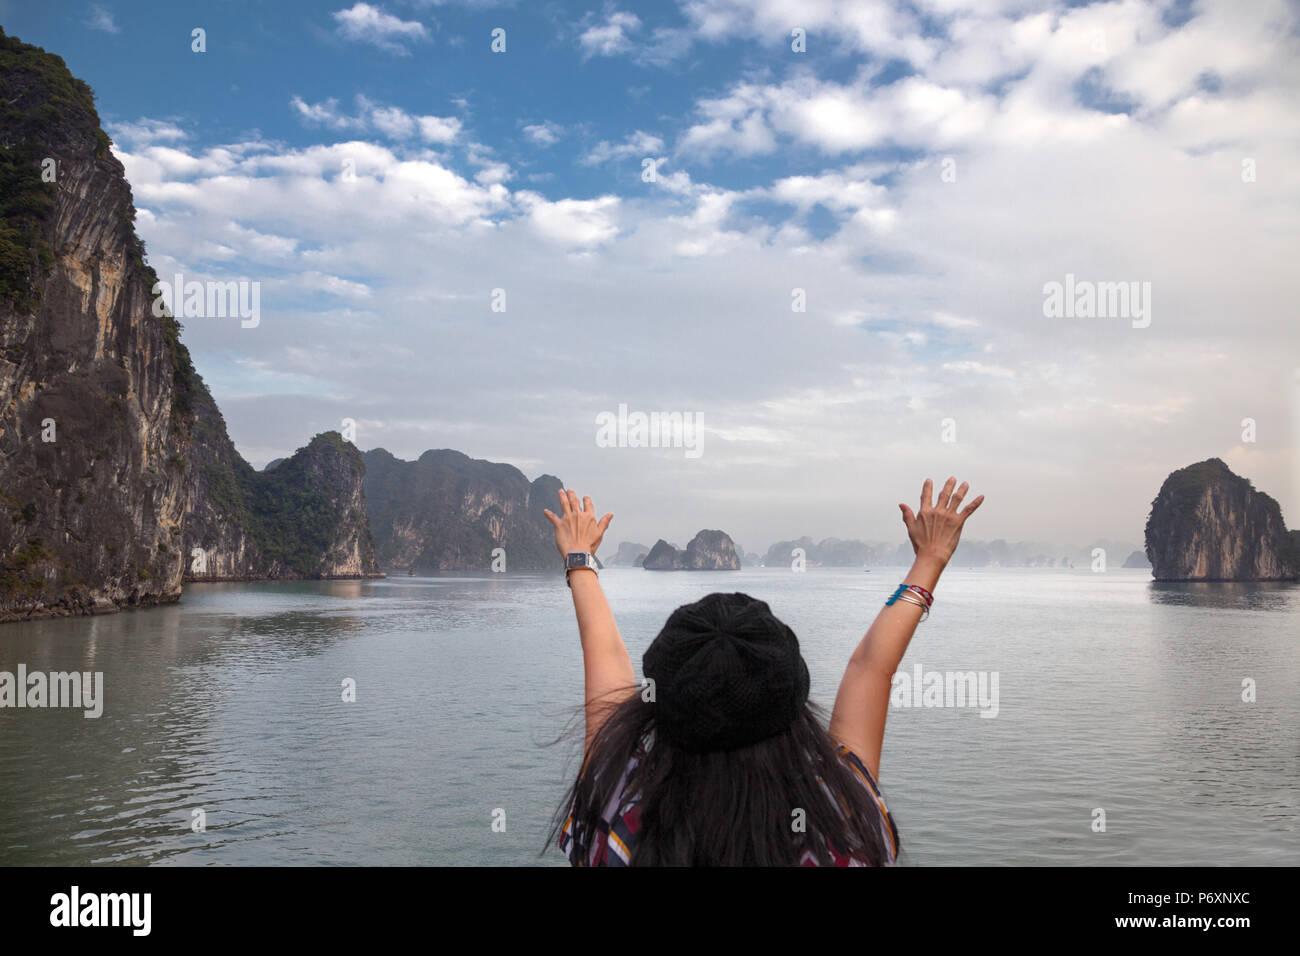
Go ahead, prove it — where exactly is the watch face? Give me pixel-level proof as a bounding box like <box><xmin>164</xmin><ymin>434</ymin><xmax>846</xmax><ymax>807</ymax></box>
<box><xmin>566</xmin><ymin>552</ymin><xmax>589</xmax><ymax>568</ymax></box>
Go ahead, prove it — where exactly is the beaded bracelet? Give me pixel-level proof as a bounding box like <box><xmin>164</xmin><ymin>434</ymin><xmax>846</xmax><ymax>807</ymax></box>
<box><xmin>885</xmin><ymin>583</ymin><xmax>931</xmax><ymax>621</ymax></box>
<box><xmin>903</xmin><ymin>584</ymin><xmax>933</xmax><ymax>606</ymax></box>
<box><xmin>886</xmin><ymin>583</ymin><xmax>934</xmax><ymax>607</ymax></box>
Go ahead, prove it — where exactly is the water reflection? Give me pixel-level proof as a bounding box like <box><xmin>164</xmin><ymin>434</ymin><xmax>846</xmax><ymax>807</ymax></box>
<box><xmin>1147</xmin><ymin>580</ymin><xmax>1298</xmax><ymax>610</ymax></box>
<box><xmin>0</xmin><ymin>582</ymin><xmax>377</xmax><ymax>865</ymax></box>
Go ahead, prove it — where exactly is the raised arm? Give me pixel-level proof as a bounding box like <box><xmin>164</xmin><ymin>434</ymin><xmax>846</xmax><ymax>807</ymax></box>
<box><xmin>543</xmin><ymin>489</ymin><xmax>637</xmax><ymax>752</ymax></box>
<box><xmin>828</xmin><ymin>477</ymin><xmax>984</xmax><ymax>780</ymax></box>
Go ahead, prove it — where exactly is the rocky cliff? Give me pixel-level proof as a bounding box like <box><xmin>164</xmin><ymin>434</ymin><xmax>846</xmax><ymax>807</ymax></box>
<box><xmin>182</xmin><ymin>382</ymin><xmax>380</xmax><ymax>580</ymax></box>
<box><xmin>0</xmin><ymin>29</ymin><xmax>379</xmax><ymax>620</ymax></box>
<box><xmin>1144</xmin><ymin>458</ymin><xmax>1298</xmax><ymax>581</ymax></box>
<box><xmin>642</xmin><ymin>530</ymin><xmax>740</xmax><ymax>570</ymax></box>
<box><xmin>0</xmin><ymin>29</ymin><xmax>197</xmax><ymax>620</ymax></box>
<box><xmin>362</xmin><ymin>448</ymin><xmax>563</xmax><ymax>571</ymax></box>
<box><xmin>641</xmin><ymin>539</ymin><xmax>681</xmax><ymax>570</ymax></box>
<box><xmin>606</xmin><ymin>541</ymin><xmax>650</xmax><ymax>567</ymax></box>
<box><xmin>1122</xmin><ymin>549</ymin><xmax>1152</xmax><ymax>569</ymax></box>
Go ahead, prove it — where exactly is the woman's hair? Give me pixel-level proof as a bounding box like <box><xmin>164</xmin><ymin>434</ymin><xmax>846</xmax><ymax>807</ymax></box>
<box><xmin>547</xmin><ymin>592</ymin><xmax>895</xmax><ymax>866</ymax></box>
<box><xmin>548</xmin><ymin>695</ymin><xmax>893</xmax><ymax>866</ymax></box>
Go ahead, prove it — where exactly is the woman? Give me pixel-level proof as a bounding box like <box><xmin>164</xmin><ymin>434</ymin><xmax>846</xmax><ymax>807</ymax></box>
<box><xmin>544</xmin><ymin>477</ymin><xmax>984</xmax><ymax>866</ymax></box>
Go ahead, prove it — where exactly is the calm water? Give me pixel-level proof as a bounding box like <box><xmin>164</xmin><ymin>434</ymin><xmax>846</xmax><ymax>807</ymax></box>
<box><xmin>1</xmin><ymin>568</ymin><xmax>1296</xmax><ymax>866</ymax></box>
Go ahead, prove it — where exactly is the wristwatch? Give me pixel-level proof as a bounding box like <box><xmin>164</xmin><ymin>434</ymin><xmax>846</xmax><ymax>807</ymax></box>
<box><xmin>565</xmin><ymin>551</ymin><xmax>597</xmax><ymax>587</ymax></box>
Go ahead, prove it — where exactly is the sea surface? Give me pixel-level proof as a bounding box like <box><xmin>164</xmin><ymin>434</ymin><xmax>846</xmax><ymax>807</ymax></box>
<box><xmin>1</xmin><ymin>568</ymin><xmax>1296</xmax><ymax>866</ymax></box>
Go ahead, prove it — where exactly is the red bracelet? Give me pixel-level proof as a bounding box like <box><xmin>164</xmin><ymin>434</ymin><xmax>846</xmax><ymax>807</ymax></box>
<box><xmin>902</xmin><ymin>584</ymin><xmax>933</xmax><ymax>606</ymax></box>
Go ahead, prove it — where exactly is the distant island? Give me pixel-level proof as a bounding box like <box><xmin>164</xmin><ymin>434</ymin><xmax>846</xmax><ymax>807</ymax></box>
<box><xmin>183</xmin><ymin>383</ymin><xmax>380</xmax><ymax>582</ymax></box>
<box><xmin>759</xmin><ymin>535</ymin><xmax>1142</xmax><ymax>569</ymax></box>
<box><xmin>642</xmin><ymin>531</ymin><xmax>741</xmax><ymax>570</ymax></box>
<box><xmin>362</xmin><ymin>448</ymin><xmax>562</xmax><ymax>572</ymax></box>
<box><xmin>1144</xmin><ymin>458</ymin><xmax>1299</xmax><ymax>581</ymax></box>
<box><xmin>1122</xmin><ymin>550</ymin><xmax>1152</xmax><ymax>570</ymax></box>
<box><xmin>604</xmin><ymin>541</ymin><xmax>651</xmax><ymax>567</ymax></box>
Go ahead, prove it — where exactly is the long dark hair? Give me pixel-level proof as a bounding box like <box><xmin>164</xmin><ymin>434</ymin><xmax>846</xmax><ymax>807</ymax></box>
<box><xmin>547</xmin><ymin>691</ymin><xmax>896</xmax><ymax>866</ymax></box>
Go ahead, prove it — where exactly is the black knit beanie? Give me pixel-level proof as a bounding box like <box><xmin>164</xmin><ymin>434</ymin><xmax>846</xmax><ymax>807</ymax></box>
<box><xmin>642</xmin><ymin>592</ymin><xmax>810</xmax><ymax>753</ymax></box>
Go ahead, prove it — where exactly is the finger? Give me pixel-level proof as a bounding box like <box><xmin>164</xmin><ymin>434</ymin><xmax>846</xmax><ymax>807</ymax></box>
<box><xmin>566</xmin><ymin>489</ymin><xmax>581</xmax><ymax>515</ymax></box>
<box><xmin>958</xmin><ymin>494</ymin><xmax>985</xmax><ymax>519</ymax></box>
<box><xmin>597</xmin><ymin>513</ymin><xmax>613</xmax><ymax>534</ymax></box>
<box><xmin>899</xmin><ymin>503</ymin><xmax>916</xmax><ymax>527</ymax></box>
<box><xmin>543</xmin><ymin>509</ymin><xmax>560</xmax><ymax>528</ymax></box>
<box><xmin>948</xmin><ymin>481</ymin><xmax>969</xmax><ymax>511</ymax></box>
<box><xmin>558</xmin><ymin>488</ymin><xmax>572</xmax><ymax>516</ymax></box>
<box><xmin>582</xmin><ymin>495</ymin><xmax>595</xmax><ymax>516</ymax></box>
<box><xmin>920</xmin><ymin>478</ymin><xmax>933</xmax><ymax>512</ymax></box>
<box><xmin>936</xmin><ymin>476</ymin><xmax>956</xmax><ymax>510</ymax></box>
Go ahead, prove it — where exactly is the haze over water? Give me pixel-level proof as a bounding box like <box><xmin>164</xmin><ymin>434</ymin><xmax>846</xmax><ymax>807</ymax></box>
<box><xmin>1</xmin><ymin>568</ymin><xmax>1296</xmax><ymax>866</ymax></box>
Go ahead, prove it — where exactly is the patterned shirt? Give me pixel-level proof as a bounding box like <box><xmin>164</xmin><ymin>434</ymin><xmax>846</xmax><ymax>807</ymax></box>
<box><xmin>559</xmin><ymin>743</ymin><xmax>900</xmax><ymax>866</ymax></box>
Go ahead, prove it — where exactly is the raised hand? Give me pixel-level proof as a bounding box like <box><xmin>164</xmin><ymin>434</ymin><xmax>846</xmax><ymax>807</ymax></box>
<box><xmin>833</xmin><ymin>477</ymin><xmax>986</xmax><ymax>782</ymax></box>
<box><xmin>898</xmin><ymin>477</ymin><xmax>984</xmax><ymax>566</ymax></box>
<box><xmin>543</xmin><ymin>489</ymin><xmax>613</xmax><ymax>558</ymax></box>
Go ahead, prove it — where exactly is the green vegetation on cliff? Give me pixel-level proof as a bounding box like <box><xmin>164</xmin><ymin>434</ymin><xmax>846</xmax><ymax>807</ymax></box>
<box><xmin>187</xmin><ymin>381</ymin><xmax>373</xmax><ymax>577</ymax></box>
<box><xmin>1144</xmin><ymin>458</ymin><xmax>1298</xmax><ymax>581</ymax></box>
<box><xmin>244</xmin><ymin>432</ymin><xmax>362</xmax><ymax>573</ymax></box>
<box><xmin>0</xmin><ymin>26</ymin><xmax>197</xmax><ymax>413</ymax></box>
<box><xmin>0</xmin><ymin>27</ymin><xmax>100</xmax><ymax>311</ymax></box>
<box><xmin>2</xmin><ymin>26</ymin><xmax>378</xmax><ymax>619</ymax></box>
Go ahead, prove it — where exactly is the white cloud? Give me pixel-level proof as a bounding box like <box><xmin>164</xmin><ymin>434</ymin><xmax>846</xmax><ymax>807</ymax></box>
<box><xmin>473</xmin><ymin>161</ymin><xmax>513</xmax><ymax>185</ymax></box>
<box><xmin>289</xmin><ymin>271</ymin><xmax>373</xmax><ymax>299</ymax></box>
<box><xmin>579</xmin><ymin>10</ymin><xmax>642</xmax><ymax>57</ymax></box>
<box><xmin>86</xmin><ymin>4</ymin><xmax>120</xmax><ymax>35</ymax></box>
<box><xmin>368</xmin><ymin>104</ymin><xmax>418</xmax><ymax>139</ymax></box>
<box><xmin>942</xmin><ymin>360</ymin><xmax>1015</xmax><ymax>379</ymax></box>
<box><xmin>291</xmin><ymin>96</ymin><xmax>357</xmax><ymax>130</ymax></box>
<box><xmin>680</xmin><ymin>0</ymin><xmax>938</xmax><ymax>66</ymax></box>
<box><xmin>582</xmin><ymin>130</ymin><xmax>665</xmax><ymax>165</ymax></box>
<box><xmin>332</xmin><ymin>3</ymin><xmax>428</xmax><ymax>54</ymax></box>
<box><xmin>517</xmin><ymin>193</ymin><xmax>621</xmax><ymax>247</ymax></box>
<box><xmin>679</xmin><ymin>74</ymin><xmax>998</xmax><ymax>159</ymax></box>
<box><xmin>768</xmin><ymin>165</ymin><xmax>891</xmax><ymax>214</ymax></box>
<box><xmin>417</xmin><ymin>115</ymin><xmax>462</xmax><ymax>144</ymax></box>
<box><xmin>291</xmin><ymin>95</ymin><xmax>462</xmax><ymax>144</ymax></box>
<box><xmin>930</xmin><ymin>311</ymin><xmax>980</xmax><ymax>329</ymax></box>
<box><xmin>224</xmin><ymin>222</ymin><xmax>299</xmax><ymax>258</ymax></box>
<box><xmin>106</xmin><ymin>119</ymin><xmax>186</xmax><ymax>146</ymax></box>
<box><xmin>676</xmin><ymin>82</ymin><xmax>775</xmax><ymax>159</ymax></box>
<box><xmin>523</xmin><ymin>121</ymin><xmax>565</xmax><ymax>146</ymax></box>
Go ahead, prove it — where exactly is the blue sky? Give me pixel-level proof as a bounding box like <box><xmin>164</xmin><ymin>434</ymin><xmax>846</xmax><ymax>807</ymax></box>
<box><xmin>2</xmin><ymin>0</ymin><xmax>1297</xmax><ymax>550</ymax></box>
<box><xmin>10</xmin><ymin>2</ymin><xmax>900</xmax><ymax>201</ymax></box>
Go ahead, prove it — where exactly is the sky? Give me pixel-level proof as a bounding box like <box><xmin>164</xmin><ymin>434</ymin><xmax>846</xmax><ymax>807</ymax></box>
<box><xmin>2</xmin><ymin>0</ymin><xmax>1297</xmax><ymax>553</ymax></box>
